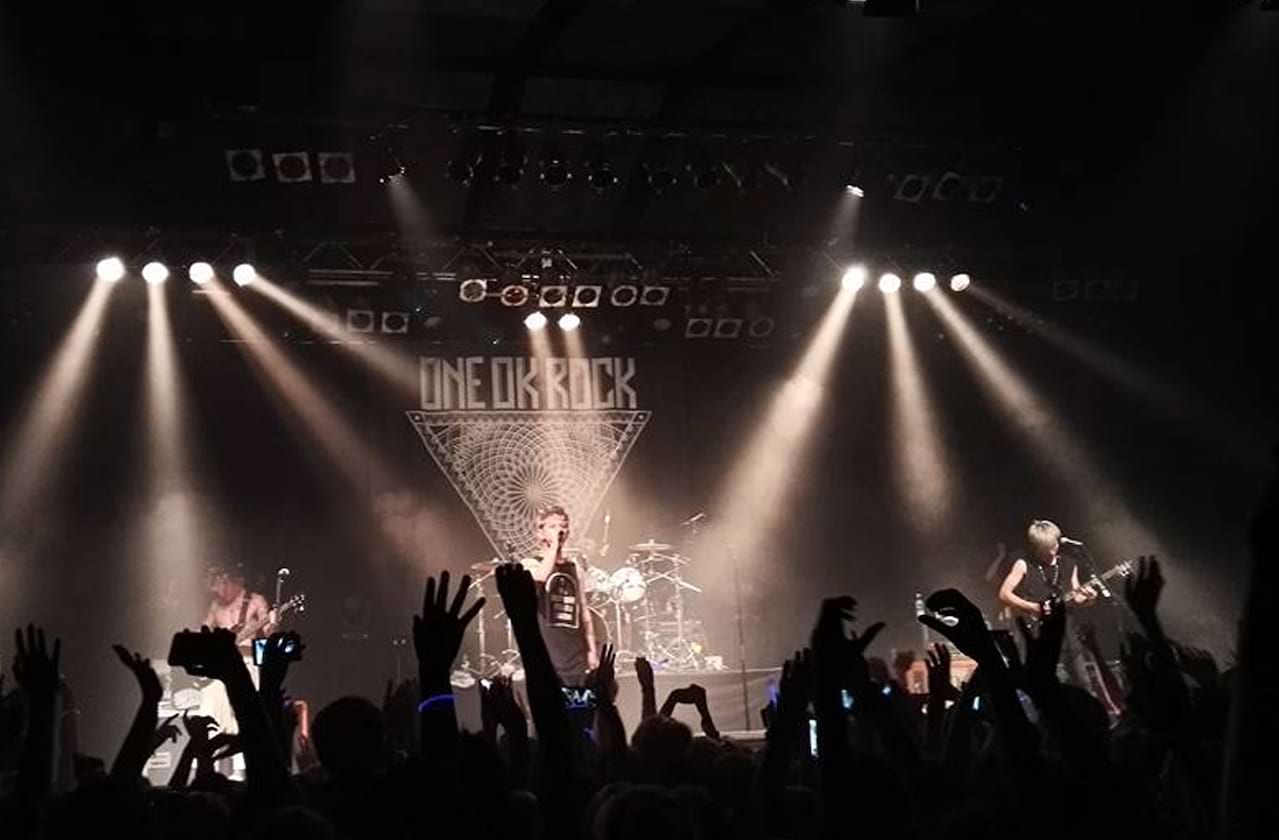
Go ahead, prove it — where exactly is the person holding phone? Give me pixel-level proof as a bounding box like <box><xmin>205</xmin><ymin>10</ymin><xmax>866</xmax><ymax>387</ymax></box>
<box><xmin>519</xmin><ymin>505</ymin><xmax>599</xmax><ymax>682</ymax></box>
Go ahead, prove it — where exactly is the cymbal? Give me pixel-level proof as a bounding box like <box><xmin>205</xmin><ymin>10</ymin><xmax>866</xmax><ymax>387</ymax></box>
<box><xmin>629</xmin><ymin>540</ymin><xmax>672</xmax><ymax>552</ymax></box>
<box><xmin>469</xmin><ymin>558</ymin><xmax>503</xmax><ymax>572</ymax></box>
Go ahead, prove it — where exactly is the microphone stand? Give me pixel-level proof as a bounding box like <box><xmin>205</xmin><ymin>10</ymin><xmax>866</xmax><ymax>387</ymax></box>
<box><xmin>729</xmin><ymin>542</ymin><xmax>750</xmax><ymax>732</ymax></box>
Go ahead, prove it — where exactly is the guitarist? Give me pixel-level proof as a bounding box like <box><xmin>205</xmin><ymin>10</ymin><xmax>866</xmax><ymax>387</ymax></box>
<box><xmin>998</xmin><ymin>519</ymin><xmax>1099</xmax><ymax>685</ymax></box>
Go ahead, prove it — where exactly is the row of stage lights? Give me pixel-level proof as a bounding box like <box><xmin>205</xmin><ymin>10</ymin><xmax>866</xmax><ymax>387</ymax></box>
<box><xmin>523</xmin><ymin>311</ymin><xmax>580</xmax><ymax>332</ymax></box>
<box><xmin>840</xmin><ymin>265</ymin><xmax>971</xmax><ymax>294</ymax></box>
<box><xmin>94</xmin><ymin>257</ymin><xmax>259</xmax><ymax>287</ymax></box>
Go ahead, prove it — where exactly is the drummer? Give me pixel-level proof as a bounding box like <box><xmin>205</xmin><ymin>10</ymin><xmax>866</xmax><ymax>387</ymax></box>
<box><xmin>519</xmin><ymin>505</ymin><xmax>599</xmax><ymax>681</ymax></box>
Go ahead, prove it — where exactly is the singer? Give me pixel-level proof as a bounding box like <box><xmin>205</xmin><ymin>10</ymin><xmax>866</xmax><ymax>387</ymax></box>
<box><xmin>997</xmin><ymin>518</ymin><xmax>1099</xmax><ymax>618</ymax></box>
<box><xmin>519</xmin><ymin>504</ymin><xmax>599</xmax><ymax>680</ymax></box>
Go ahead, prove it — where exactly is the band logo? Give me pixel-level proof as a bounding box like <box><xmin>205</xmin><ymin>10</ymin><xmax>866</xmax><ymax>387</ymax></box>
<box><xmin>419</xmin><ymin>356</ymin><xmax>638</xmax><ymax>411</ymax></box>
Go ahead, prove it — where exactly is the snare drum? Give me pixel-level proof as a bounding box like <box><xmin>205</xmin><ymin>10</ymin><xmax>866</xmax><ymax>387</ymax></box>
<box><xmin>609</xmin><ymin>566</ymin><xmax>646</xmax><ymax>603</ymax></box>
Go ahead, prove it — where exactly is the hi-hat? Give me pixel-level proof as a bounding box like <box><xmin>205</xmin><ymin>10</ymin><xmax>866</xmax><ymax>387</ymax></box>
<box><xmin>469</xmin><ymin>558</ymin><xmax>503</xmax><ymax>571</ymax></box>
<box><xmin>629</xmin><ymin>539</ymin><xmax>672</xmax><ymax>552</ymax></box>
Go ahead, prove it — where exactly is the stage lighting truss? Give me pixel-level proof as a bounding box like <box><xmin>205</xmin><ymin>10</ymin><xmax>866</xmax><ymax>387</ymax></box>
<box><xmin>346</xmin><ymin>308</ymin><xmax>376</xmax><ymax>333</ymax></box>
<box><xmin>541</xmin><ymin>153</ymin><xmax>572</xmax><ymax>188</ymax></box>
<box><xmin>318</xmin><ymin>152</ymin><xmax>356</xmax><ymax>184</ymax></box>
<box><xmin>571</xmin><ymin>285</ymin><xmax>602</xmax><ymax>308</ymax></box>
<box><xmin>458</xmin><ymin>278</ymin><xmax>489</xmax><ymax>303</ymax></box>
<box><xmin>538</xmin><ymin>285</ymin><xmax>569</xmax><ymax>308</ymax></box>
<box><xmin>610</xmin><ymin>284</ymin><xmax>640</xmax><ymax>307</ymax></box>
<box><xmin>225</xmin><ymin>149</ymin><xmax>266</xmax><ymax>182</ymax></box>
<box><xmin>639</xmin><ymin>285</ymin><xmax>671</xmax><ymax>307</ymax></box>
<box><xmin>272</xmin><ymin>151</ymin><xmax>313</xmax><ymax>183</ymax></box>
<box><xmin>500</xmin><ymin>283</ymin><xmax>531</xmax><ymax>307</ymax></box>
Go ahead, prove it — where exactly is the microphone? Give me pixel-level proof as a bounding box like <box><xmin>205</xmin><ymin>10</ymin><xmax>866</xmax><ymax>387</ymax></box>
<box><xmin>277</xmin><ymin>567</ymin><xmax>291</xmax><ymax>578</ymax></box>
<box><xmin>1059</xmin><ymin>536</ymin><xmax>1085</xmax><ymax>547</ymax></box>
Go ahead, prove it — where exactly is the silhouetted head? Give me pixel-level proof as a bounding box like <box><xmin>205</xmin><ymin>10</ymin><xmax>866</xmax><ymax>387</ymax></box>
<box><xmin>311</xmin><ymin>696</ymin><xmax>386</xmax><ymax>778</ymax></box>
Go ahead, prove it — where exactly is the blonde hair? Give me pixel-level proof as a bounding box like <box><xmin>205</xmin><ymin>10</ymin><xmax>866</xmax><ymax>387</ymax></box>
<box><xmin>1026</xmin><ymin>519</ymin><xmax>1062</xmax><ymax>564</ymax></box>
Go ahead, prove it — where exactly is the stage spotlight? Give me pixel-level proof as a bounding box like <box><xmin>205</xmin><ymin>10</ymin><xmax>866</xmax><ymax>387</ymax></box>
<box><xmin>841</xmin><ymin>265</ymin><xmax>867</xmax><ymax>291</ymax></box>
<box><xmin>233</xmin><ymin>263</ymin><xmax>258</xmax><ymax>287</ymax></box>
<box><xmin>845</xmin><ymin>183</ymin><xmax>865</xmax><ymax>198</ymax></box>
<box><xmin>748</xmin><ymin>317</ymin><xmax>776</xmax><ymax>339</ymax></box>
<box><xmin>142</xmin><ymin>261</ymin><xmax>169</xmax><ymax>285</ymax></box>
<box><xmin>188</xmin><ymin>262</ymin><xmax>214</xmax><ymax>285</ymax></box>
<box><xmin>539</xmin><ymin>285</ymin><xmax>569</xmax><ymax>308</ymax></box>
<box><xmin>318</xmin><ymin>152</ymin><xmax>356</xmax><ymax>184</ymax></box>
<box><xmin>500</xmin><ymin>284</ymin><xmax>531</xmax><ymax>307</ymax></box>
<box><xmin>524</xmin><ymin>311</ymin><xmax>548</xmax><ymax>331</ymax></box>
<box><xmin>684</xmin><ymin>317</ymin><xmax>713</xmax><ymax>339</ymax></box>
<box><xmin>459</xmin><ymin>278</ymin><xmax>488</xmax><ymax>303</ymax></box>
<box><xmin>610</xmin><ymin>284</ymin><xmax>639</xmax><ymax>307</ymax></box>
<box><xmin>653</xmin><ymin>317</ymin><xmax>674</xmax><ymax>332</ymax></box>
<box><xmin>272</xmin><ymin>151</ymin><xmax>313</xmax><ymax>183</ymax></box>
<box><xmin>346</xmin><ymin>309</ymin><xmax>376</xmax><ymax>333</ymax></box>
<box><xmin>950</xmin><ymin>273</ymin><xmax>971</xmax><ymax>292</ymax></box>
<box><xmin>879</xmin><ymin>273</ymin><xmax>902</xmax><ymax>294</ymax></box>
<box><xmin>571</xmin><ymin>285</ymin><xmax>602</xmax><ymax>308</ymax></box>
<box><xmin>96</xmin><ymin>257</ymin><xmax>126</xmax><ymax>282</ymax></box>
<box><xmin>558</xmin><ymin>312</ymin><xmax>581</xmax><ymax>331</ymax></box>
<box><xmin>380</xmin><ymin>311</ymin><xmax>410</xmax><ymax>334</ymax></box>
<box><xmin>714</xmin><ymin>318</ymin><xmax>744</xmax><ymax>339</ymax></box>
<box><xmin>912</xmin><ymin>272</ymin><xmax>937</xmax><ymax>293</ymax></box>
<box><xmin>542</xmin><ymin>155</ymin><xmax>571</xmax><ymax>188</ymax></box>
<box><xmin>689</xmin><ymin>162</ymin><xmax>721</xmax><ymax>191</ymax></box>
<box><xmin>640</xmin><ymin>285</ymin><xmax>671</xmax><ymax>306</ymax></box>
<box><xmin>645</xmin><ymin>163</ymin><xmax>678</xmax><ymax>192</ymax></box>
<box><xmin>446</xmin><ymin>159</ymin><xmax>475</xmax><ymax>185</ymax></box>
<box><xmin>225</xmin><ymin>149</ymin><xmax>266</xmax><ymax>182</ymax></box>
<box><xmin>423</xmin><ymin>314</ymin><xmax>445</xmax><ymax>330</ymax></box>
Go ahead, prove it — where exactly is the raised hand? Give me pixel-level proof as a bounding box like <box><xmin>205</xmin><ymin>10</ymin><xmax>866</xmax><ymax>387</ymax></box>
<box><xmin>1124</xmin><ymin>555</ymin><xmax>1163</xmax><ymax>626</ymax></box>
<box><xmin>184</xmin><ymin>714</ymin><xmax>218</xmax><ymax>745</ymax></box>
<box><xmin>494</xmin><ymin>563</ymin><xmax>538</xmax><ymax>625</ymax></box>
<box><xmin>413</xmin><ymin>570</ymin><xmax>485</xmax><ymax>678</ymax></box>
<box><xmin>925</xmin><ymin>643</ymin><xmax>959</xmax><ymax>702</ymax></box>
<box><xmin>635</xmin><ymin>656</ymin><xmax>654</xmax><ymax>690</ymax></box>
<box><xmin>589</xmin><ymin>643</ymin><xmax>618</xmax><ymax>703</ymax></box>
<box><xmin>892</xmin><ymin>649</ymin><xmax>916</xmax><ymax>683</ymax></box>
<box><xmin>487</xmin><ymin>675</ymin><xmax>526</xmax><ymax>731</ymax></box>
<box><xmin>150</xmin><ymin>714</ymin><xmax>182</xmax><ymax>752</ymax></box>
<box><xmin>13</xmin><ymin>625</ymin><xmax>61</xmax><ymax>701</ymax></box>
<box><xmin>776</xmin><ymin>648</ymin><xmax>813</xmax><ymax>720</ymax></box>
<box><xmin>112</xmin><ymin>645</ymin><xmax>163</xmax><ymax>705</ymax></box>
<box><xmin>259</xmin><ymin>631</ymin><xmax>305</xmax><ymax>696</ymax></box>
<box><xmin>918</xmin><ymin>589</ymin><xmax>1000</xmax><ymax>666</ymax></box>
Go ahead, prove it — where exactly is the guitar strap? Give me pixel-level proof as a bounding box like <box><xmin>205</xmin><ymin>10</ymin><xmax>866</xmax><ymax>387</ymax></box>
<box><xmin>236</xmin><ymin>591</ymin><xmax>251</xmax><ymax>631</ymax></box>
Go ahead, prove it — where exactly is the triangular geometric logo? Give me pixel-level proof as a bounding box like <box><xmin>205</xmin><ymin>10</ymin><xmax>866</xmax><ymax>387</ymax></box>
<box><xmin>407</xmin><ymin>410</ymin><xmax>650</xmax><ymax>559</ymax></box>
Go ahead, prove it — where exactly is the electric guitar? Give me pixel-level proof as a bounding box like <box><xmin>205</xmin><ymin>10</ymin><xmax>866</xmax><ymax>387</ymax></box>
<box><xmin>231</xmin><ymin>593</ymin><xmax>307</xmax><ymax>648</ymax></box>
<box><xmin>1041</xmin><ymin>560</ymin><xmax>1133</xmax><ymax>617</ymax></box>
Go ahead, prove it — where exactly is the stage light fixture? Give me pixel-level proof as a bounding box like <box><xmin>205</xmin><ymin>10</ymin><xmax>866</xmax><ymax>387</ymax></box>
<box><xmin>318</xmin><ymin>152</ymin><xmax>356</xmax><ymax>184</ymax></box>
<box><xmin>913</xmin><ymin>272</ymin><xmax>937</xmax><ymax>293</ymax></box>
<box><xmin>558</xmin><ymin>312</ymin><xmax>581</xmax><ymax>331</ymax></box>
<box><xmin>640</xmin><ymin>285</ymin><xmax>671</xmax><ymax>307</ymax></box>
<box><xmin>610</xmin><ymin>284</ymin><xmax>639</xmax><ymax>307</ymax></box>
<box><xmin>539</xmin><ymin>285</ymin><xmax>569</xmax><ymax>308</ymax></box>
<box><xmin>346</xmin><ymin>309</ymin><xmax>376</xmax><ymax>333</ymax></box>
<box><xmin>500</xmin><ymin>284</ymin><xmax>531</xmax><ymax>307</ymax></box>
<box><xmin>233</xmin><ymin>263</ymin><xmax>258</xmax><ymax>287</ymax></box>
<box><xmin>272</xmin><ymin>151</ymin><xmax>313</xmax><ymax>183</ymax></box>
<box><xmin>423</xmin><ymin>315</ymin><xmax>445</xmax><ymax>330</ymax></box>
<box><xmin>458</xmin><ymin>278</ymin><xmax>488</xmax><ymax>303</ymax></box>
<box><xmin>446</xmin><ymin>159</ymin><xmax>475</xmax><ymax>185</ymax></box>
<box><xmin>142</xmin><ymin>261</ymin><xmax>169</xmax><ymax>285</ymax></box>
<box><xmin>524</xmin><ymin>311</ymin><xmax>548</xmax><ymax>331</ymax></box>
<box><xmin>188</xmin><ymin>262</ymin><xmax>214</xmax><ymax>285</ymax></box>
<box><xmin>684</xmin><ymin>317</ymin><xmax>713</xmax><ymax>339</ymax></box>
<box><xmin>950</xmin><ymin>273</ymin><xmax>971</xmax><ymax>292</ymax></box>
<box><xmin>96</xmin><ymin>257</ymin><xmax>126</xmax><ymax>282</ymax></box>
<box><xmin>645</xmin><ymin>162</ymin><xmax>678</xmax><ymax>192</ymax></box>
<box><xmin>747</xmin><ymin>317</ymin><xmax>776</xmax><ymax>339</ymax></box>
<box><xmin>714</xmin><ymin>318</ymin><xmax>744</xmax><ymax>339</ymax></box>
<box><xmin>893</xmin><ymin>174</ymin><xmax>931</xmax><ymax>202</ymax></box>
<box><xmin>931</xmin><ymin>172</ymin><xmax>968</xmax><ymax>201</ymax></box>
<box><xmin>225</xmin><ymin>149</ymin><xmax>266</xmax><ymax>182</ymax></box>
<box><xmin>845</xmin><ymin>184</ymin><xmax>865</xmax><ymax>198</ymax></box>
<box><xmin>541</xmin><ymin>154</ymin><xmax>571</xmax><ymax>188</ymax></box>
<box><xmin>689</xmin><ymin>162</ymin><xmax>721</xmax><ymax>191</ymax></box>
<box><xmin>653</xmin><ymin>317</ymin><xmax>674</xmax><ymax>332</ymax></box>
<box><xmin>381</xmin><ymin>311</ymin><xmax>410</xmax><ymax>334</ymax></box>
<box><xmin>571</xmin><ymin>285</ymin><xmax>602</xmax><ymax>308</ymax></box>
<box><xmin>841</xmin><ymin>265</ymin><xmax>867</xmax><ymax>291</ymax></box>
<box><xmin>970</xmin><ymin>176</ymin><xmax>1005</xmax><ymax>204</ymax></box>
<box><xmin>879</xmin><ymin>273</ymin><xmax>902</xmax><ymax>294</ymax></box>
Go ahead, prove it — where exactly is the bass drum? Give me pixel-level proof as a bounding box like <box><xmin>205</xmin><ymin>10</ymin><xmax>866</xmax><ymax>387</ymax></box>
<box><xmin>609</xmin><ymin>566</ymin><xmax>646</xmax><ymax>603</ymax></box>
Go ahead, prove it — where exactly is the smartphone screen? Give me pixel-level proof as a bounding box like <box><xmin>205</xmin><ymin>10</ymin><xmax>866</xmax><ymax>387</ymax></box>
<box><xmin>808</xmin><ymin>718</ymin><xmax>818</xmax><ymax>757</ymax></box>
<box><xmin>252</xmin><ymin>638</ymin><xmax>267</xmax><ymax>666</ymax></box>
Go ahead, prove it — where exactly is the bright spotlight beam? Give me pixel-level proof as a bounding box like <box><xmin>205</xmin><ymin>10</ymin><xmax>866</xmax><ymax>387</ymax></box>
<box><xmin>97</xmin><ymin>257</ymin><xmax>125</xmax><ymax>282</ymax></box>
<box><xmin>525</xmin><ymin>311</ymin><xmax>548</xmax><ymax>331</ymax></box>
<box><xmin>922</xmin><ymin>289</ymin><xmax>1165</xmax><ymax>560</ymax></box>
<box><xmin>189</xmin><ymin>262</ymin><xmax>214</xmax><ymax>285</ymax></box>
<box><xmin>879</xmin><ymin>273</ymin><xmax>902</xmax><ymax>294</ymax></box>
<box><xmin>1</xmin><ymin>278</ymin><xmax>116</xmax><ymax>524</ymax></box>
<box><xmin>884</xmin><ymin>293</ymin><xmax>952</xmax><ymax>529</ymax></box>
<box><xmin>558</xmin><ymin>312</ymin><xmax>581</xmax><ymax>331</ymax></box>
<box><xmin>841</xmin><ymin>264</ymin><xmax>867</xmax><ymax>292</ymax></box>
<box><xmin>203</xmin><ymin>280</ymin><xmax>399</xmax><ymax>495</ymax></box>
<box><xmin>233</xmin><ymin>263</ymin><xmax>257</xmax><ymax>286</ymax></box>
<box><xmin>709</xmin><ymin>283</ymin><xmax>861</xmax><ymax>564</ymax></box>
<box><xmin>968</xmin><ymin>285</ymin><xmax>1268</xmax><ymax>472</ymax></box>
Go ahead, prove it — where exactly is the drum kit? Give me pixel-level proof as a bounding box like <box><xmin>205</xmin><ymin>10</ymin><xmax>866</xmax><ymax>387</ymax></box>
<box><xmin>451</xmin><ymin>536</ymin><xmax>715</xmax><ymax>685</ymax></box>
